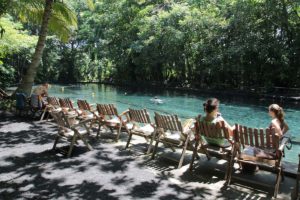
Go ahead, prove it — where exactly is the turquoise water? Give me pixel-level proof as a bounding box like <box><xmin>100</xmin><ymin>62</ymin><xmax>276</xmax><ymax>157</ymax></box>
<box><xmin>48</xmin><ymin>84</ymin><xmax>300</xmax><ymax>163</ymax></box>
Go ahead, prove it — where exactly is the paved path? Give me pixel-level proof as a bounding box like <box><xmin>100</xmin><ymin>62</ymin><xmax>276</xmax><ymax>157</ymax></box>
<box><xmin>0</xmin><ymin>111</ymin><xmax>296</xmax><ymax>199</ymax></box>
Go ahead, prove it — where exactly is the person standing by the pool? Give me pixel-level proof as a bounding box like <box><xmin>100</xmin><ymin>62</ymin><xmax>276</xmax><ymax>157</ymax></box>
<box><xmin>32</xmin><ymin>83</ymin><xmax>49</xmax><ymax>108</ymax></box>
<box><xmin>33</xmin><ymin>83</ymin><xmax>49</xmax><ymax>97</ymax></box>
<box><xmin>268</xmin><ymin>104</ymin><xmax>289</xmax><ymax>137</ymax></box>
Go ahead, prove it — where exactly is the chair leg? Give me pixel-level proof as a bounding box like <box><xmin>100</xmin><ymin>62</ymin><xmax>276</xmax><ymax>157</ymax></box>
<box><xmin>178</xmin><ymin>147</ymin><xmax>186</xmax><ymax>169</ymax></box>
<box><xmin>151</xmin><ymin>140</ymin><xmax>160</xmax><ymax>159</ymax></box>
<box><xmin>96</xmin><ymin>124</ymin><xmax>102</xmax><ymax>138</ymax></box>
<box><xmin>147</xmin><ymin>132</ymin><xmax>156</xmax><ymax>154</ymax></box>
<box><xmin>178</xmin><ymin>136</ymin><xmax>190</xmax><ymax>169</ymax></box>
<box><xmin>77</xmin><ymin>133</ymin><xmax>93</xmax><ymax>151</ymax></box>
<box><xmin>281</xmin><ymin>167</ymin><xmax>285</xmax><ymax>182</ymax></box>
<box><xmin>52</xmin><ymin>136</ymin><xmax>60</xmax><ymax>150</ymax></box>
<box><xmin>189</xmin><ymin>139</ymin><xmax>199</xmax><ymax>171</ymax></box>
<box><xmin>83</xmin><ymin>123</ymin><xmax>90</xmax><ymax>135</ymax></box>
<box><xmin>115</xmin><ymin>125</ymin><xmax>122</xmax><ymax>142</ymax></box>
<box><xmin>125</xmin><ymin>132</ymin><xmax>133</xmax><ymax>150</ymax></box>
<box><xmin>40</xmin><ymin>108</ymin><xmax>47</xmax><ymax>121</ymax></box>
<box><xmin>67</xmin><ymin>135</ymin><xmax>77</xmax><ymax>158</ymax></box>
<box><xmin>274</xmin><ymin>168</ymin><xmax>282</xmax><ymax>198</ymax></box>
<box><xmin>226</xmin><ymin>147</ymin><xmax>236</xmax><ymax>186</ymax></box>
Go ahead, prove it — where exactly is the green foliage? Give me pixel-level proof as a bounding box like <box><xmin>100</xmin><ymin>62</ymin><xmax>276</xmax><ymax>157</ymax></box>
<box><xmin>2</xmin><ymin>0</ymin><xmax>300</xmax><ymax>89</ymax></box>
<box><xmin>0</xmin><ymin>17</ymin><xmax>37</xmax><ymax>88</ymax></box>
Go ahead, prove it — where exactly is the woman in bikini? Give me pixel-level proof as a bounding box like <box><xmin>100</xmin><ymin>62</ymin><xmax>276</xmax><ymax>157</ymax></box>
<box><xmin>268</xmin><ymin>104</ymin><xmax>289</xmax><ymax>137</ymax></box>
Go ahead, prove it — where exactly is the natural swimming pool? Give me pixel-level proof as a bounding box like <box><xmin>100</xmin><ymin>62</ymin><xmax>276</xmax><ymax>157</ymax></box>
<box><xmin>48</xmin><ymin>84</ymin><xmax>300</xmax><ymax>163</ymax></box>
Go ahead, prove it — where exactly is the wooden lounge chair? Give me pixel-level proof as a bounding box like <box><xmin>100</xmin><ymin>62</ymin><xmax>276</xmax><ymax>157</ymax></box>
<box><xmin>96</xmin><ymin>104</ymin><xmax>127</xmax><ymax>142</ymax></box>
<box><xmin>77</xmin><ymin>99</ymin><xmax>99</xmax><ymax>129</ymax></box>
<box><xmin>59</xmin><ymin>98</ymin><xmax>76</xmax><ymax>110</ymax></box>
<box><xmin>292</xmin><ymin>154</ymin><xmax>300</xmax><ymax>200</ymax></box>
<box><xmin>189</xmin><ymin>116</ymin><xmax>233</xmax><ymax>180</ymax></box>
<box><xmin>124</xmin><ymin>108</ymin><xmax>155</xmax><ymax>153</ymax></box>
<box><xmin>40</xmin><ymin>97</ymin><xmax>61</xmax><ymax>121</ymax></box>
<box><xmin>48</xmin><ymin>97</ymin><xmax>60</xmax><ymax>108</ymax></box>
<box><xmin>77</xmin><ymin>99</ymin><xmax>97</xmax><ymax>118</ymax></box>
<box><xmin>50</xmin><ymin>110</ymin><xmax>93</xmax><ymax>157</ymax></box>
<box><xmin>151</xmin><ymin>112</ymin><xmax>194</xmax><ymax>168</ymax></box>
<box><xmin>227</xmin><ymin>124</ymin><xmax>287</xmax><ymax>198</ymax></box>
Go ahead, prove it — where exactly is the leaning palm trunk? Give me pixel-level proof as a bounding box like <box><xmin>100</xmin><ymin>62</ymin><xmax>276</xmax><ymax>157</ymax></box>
<box><xmin>17</xmin><ymin>0</ymin><xmax>54</xmax><ymax>95</ymax></box>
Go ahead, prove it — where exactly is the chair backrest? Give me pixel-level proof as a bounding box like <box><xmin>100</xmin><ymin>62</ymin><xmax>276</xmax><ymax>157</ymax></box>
<box><xmin>234</xmin><ymin>124</ymin><xmax>279</xmax><ymax>150</ymax></box>
<box><xmin>196</xmin><ymin>116</ymin><xmax>230</xmax><ymax>140</ymax></box>
<box><xmin>47</xmin><ymin>97</ymin><xmax>60</xmax><ymax>107</ymax></box>
<box><xmin>59</xmin><ymin>98</ymin><xmax>74</xmax><ymax>109</ymax></box>
<box><xmin>154</xmin><ymin>112</ymin><xmax>183</xmax><ymax>132</ymax></box>
<box><xmin>30</xmin><ymin>94</ymin><xmax>43</xmax><ymax>109</ymax></box>
<box><xmin>96</xmin><ymin>104</ymin><xmax>118</xmax><ymax>116</ymax></box>
<box><xmin>16</xmin><ymin>93</ymin><xmax>27</xmax><ymax>109</ymax></box>
<box><xmin>49</xmin><ymin>110</ymin><xmax>70</xmax><ymax>128</ymax></box>
<box><xmin>128</xmin><ymin>108</ymin><xmax>151</xmax><ymax>124</ymax></box>
<box><xmin>77</xmin><ymin>99</ymin><xmax>91</xmax><ymax>111</ymax></box>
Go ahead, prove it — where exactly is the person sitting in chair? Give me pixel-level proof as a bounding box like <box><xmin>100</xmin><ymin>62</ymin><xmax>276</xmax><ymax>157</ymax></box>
<box><xmin>201</xmin><ymin>98</ymin><xmax>234</xmax><ymax>130</ymax></box>
<box><xmin>199</xmin><ymin>98</ymin><xmax>234</xmax><ymax>147</ymax></box>
<box><xmin>268</xmin><ymin>104</ymin><xmax>289</xmax><ymax>137</ymax></box>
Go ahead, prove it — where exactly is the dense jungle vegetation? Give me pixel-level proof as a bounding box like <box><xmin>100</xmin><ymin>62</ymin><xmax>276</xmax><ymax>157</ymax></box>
<box><xmin>0</xmin><ymin>0</ymin><xmax>300</xmax><ymax>91</ymax></box>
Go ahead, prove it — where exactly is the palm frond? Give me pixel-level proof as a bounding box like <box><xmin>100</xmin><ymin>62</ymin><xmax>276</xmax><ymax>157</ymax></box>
<box><xmin>85</xmin><ymin>0</ymin><xmax>95</xmax><ymax>11</ymax></box>
<box><xmin>11</xmin><ymin>0</ymin><xmax>77</xmax><ymax>42</ymax></box>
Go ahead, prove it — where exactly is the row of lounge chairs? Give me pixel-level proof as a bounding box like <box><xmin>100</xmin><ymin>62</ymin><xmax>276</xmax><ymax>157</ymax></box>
<box><xmin>43</xmin><ymin>96</ymin><xmax>290</xmax><ymax>198</ymax></box>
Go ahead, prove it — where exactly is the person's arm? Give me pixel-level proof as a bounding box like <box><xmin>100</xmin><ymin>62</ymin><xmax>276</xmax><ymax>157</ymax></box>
<box><xmin>42</xmin><ymin>87</ymin><xmax>48</xmax><ymax>97</ymax></box>
<box><xmin>218</xmin><ymin>116</ymin><xmax>235</xmax><ymax>131</ymax></box>
<box><xmin>282</xmin><ymin>122</ymin><xmax>289</xmax><ymax>134</ymax></box>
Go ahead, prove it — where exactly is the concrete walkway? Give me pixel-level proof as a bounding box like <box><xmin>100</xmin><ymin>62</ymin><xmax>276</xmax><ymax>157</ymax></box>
<box><xmin>0</xmin><ymin>111</ymin><xmax>296</xmax><ymax>199</ymax></box>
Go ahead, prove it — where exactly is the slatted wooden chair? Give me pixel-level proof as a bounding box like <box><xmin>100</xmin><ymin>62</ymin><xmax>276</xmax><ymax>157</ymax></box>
<box><xmin>77</xmin><ymin>99</ymin><xmax>99</xmax><ymax>129</ymax></box>
<box><xmin>189</xmin><ymin>116</ymin><xmax>234</xmax><ymax>180</ymax></box>
<box><xmin>151</xmin><ymin>112</ymin><xmax>194</xmax><ymax>168</ymax></box>
<box><xmin>40</xmin><ymin>97</ymin><xmax>61</xmax><ymax>121</ymax></box>
<box><xmin>227</xmin><ymin>124</ymin><xmax>287</xmax><ymax>198</ymax></box>
<box><xmin>96</xmin><ymin>104</ymin><xmax>128</xmax><ymax>142</ymax></box>
<box><xmin>50</xmin><ymin>110</ymin><xmax>93</xmax><ymax>157</ymax></box>
<box><xmin>77</xmin><ymin>99</ymin><xmax>97</xmax><ymax>117</ymax></box>
<box><xmin>124</xmin><ymin>108</ymin><xmax>155</xmax><ymax>153</ymax></box>
<box><xmin>292</xmin><ymin>154</ymin><xmax>300</xmax><ymax>200</ymax></box>
<box><xmin>59</xmin><ymin>98</ymin><xmax>75</xmax><ymax>110</ymax></box>
<box><xmin>48</xmin><ymin>97</ymin><xmax>60</xmax><ymax>108</ymax></box>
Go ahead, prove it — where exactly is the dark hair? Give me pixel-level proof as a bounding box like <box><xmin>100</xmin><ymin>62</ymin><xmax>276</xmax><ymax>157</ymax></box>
<box><xmin>269</xmin><ymin>104</ymin><xmax>285</xmax><ymax>124</ymax></box>
<box><xmin>203</xmin><ymin>98</ymin><xmax>219</xmax><ymax>114</ymax></box>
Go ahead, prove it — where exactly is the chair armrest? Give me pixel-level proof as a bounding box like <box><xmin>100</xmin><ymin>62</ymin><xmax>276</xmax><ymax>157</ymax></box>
<box><xmin>65</xmin><ymin>113</ymin><xmax>78</xmax><ymax>119</ymax></box>
<box><xmin>119</xmin><ymin>109</ymin><xmax>129</xmax><ymax>116</ymax></box>
<box><xmin>278</xmin><ymin>133</ymin><xmax>291</xmax><ymax>151</ymax></box>
<box><xmin>119</xmin><ymin>110</ymin><xmax>130</xmax><ymax>121</ymax></box>
<box><xmin>71</xmin><ymin>118</ymin><xmax>93</xmax><ymax>129</ymax></box>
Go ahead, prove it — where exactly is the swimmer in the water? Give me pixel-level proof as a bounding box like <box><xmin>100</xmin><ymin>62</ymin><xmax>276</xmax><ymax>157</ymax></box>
<box><xmin>151</xmin><ymin>96</ymin><xmax>163</xmax><ymax>104</ymax></box>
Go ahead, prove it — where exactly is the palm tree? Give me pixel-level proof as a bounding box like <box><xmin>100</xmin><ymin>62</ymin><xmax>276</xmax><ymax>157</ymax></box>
<box><xmin>3</xmin><ymin>0</ymin><xmax>93</xmax><ymax>95</ymax></box>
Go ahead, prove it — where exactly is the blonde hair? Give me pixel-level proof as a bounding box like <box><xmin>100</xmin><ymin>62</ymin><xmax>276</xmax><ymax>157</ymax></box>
<box><xmin>269</xmin><ymin>104</ymin><xmax>285</xmax><ymax>124</ymax></box>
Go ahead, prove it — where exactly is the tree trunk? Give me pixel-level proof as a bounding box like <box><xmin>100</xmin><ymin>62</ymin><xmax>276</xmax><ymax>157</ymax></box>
<box><xmin>16</xmin><ymin>0</ymin><xmax>53</xmax><ymax>95</ymax></box>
